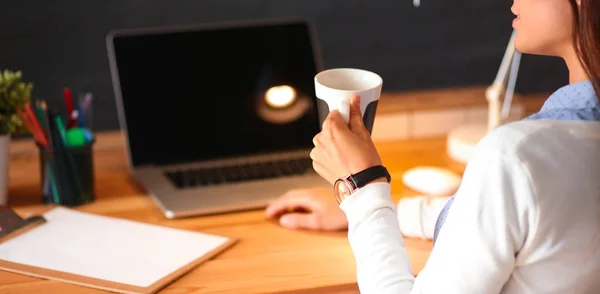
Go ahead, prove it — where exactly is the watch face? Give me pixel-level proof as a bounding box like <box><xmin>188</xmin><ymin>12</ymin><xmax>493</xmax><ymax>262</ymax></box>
<box><xmin>334</xmin><ymin>179</ymin><xmax>352</xmax><ymax>202</ymax></box>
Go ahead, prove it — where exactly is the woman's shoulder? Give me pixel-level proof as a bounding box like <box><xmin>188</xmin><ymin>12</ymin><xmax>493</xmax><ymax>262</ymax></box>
<box><xmin>473</xmin><ymin>120</ymin><xmax>550</xmax><ymax>157</ymax></box>
<box><xmin>474</xmin><ymin>119</ymin><xmax>600</xmax><ymax>158</ymax></box>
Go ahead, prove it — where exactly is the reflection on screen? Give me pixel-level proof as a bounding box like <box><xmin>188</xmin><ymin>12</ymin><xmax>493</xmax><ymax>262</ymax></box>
<box><xmin>112</xmin><ymin>22</ymin><xmax>321</xmax><ymax>166</ymax></box>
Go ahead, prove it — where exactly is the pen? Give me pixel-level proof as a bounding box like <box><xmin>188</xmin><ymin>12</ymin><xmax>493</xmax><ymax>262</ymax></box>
<box><xmin>78</xmin><ymin>92</ymin><xmax>93</xmax><ymax>130</ymax></box>
<box><xmin>55</xmin><ymin>115</ymin><xmax>68</xmax><ymax>143</ymax></box>
<box><xmin>17</xmin><ymin>108</ymin><xmax>37</xmax><ymax>140</ymax></box>
<box><xmin>35</xmin><ymin>101</ymin><xmax>53</xmax><ymax>147</ymax></box>
<box><xmin>48</xmin><ymin>109</ymin><xmax>72</xmax><ymax>204</ymax></box>
<box><xmin>55</xmin><ymin>114</ymin><xmax>85</xmax><ymax>204</ymax></box>
<box><xmin>35</xmin><ymin>102</ymin><xmax>52</xmax><ymax>203</ymax></box>
<box><xmin>77</xmin><ymin>105</ymin><xmax>85</xmax><ymax>128</ymax></box>
<box><xmin>17</xmin><ymin>106</ymin><xmax>47</xmax><ymax>147</ymax></box>
<box><xmin>25</xmin><ymin>102</ymin><xmax>49</xmax><ymax>146</ymax></box>
<box><xmin>34</xmin><ymin>101</ymin><xmax>52</xmax><ymax>146</ymax></box>
<box><xmin>48</xmin><ymin>160</ymin><xmax>60</xmax><ymax>204</ymax></box>
<box><xmin>63</xmin><ymin>88</ymin><xmax>77</xmax><ymax>129</ymax></box>
<box><xmin>42</xmin><ymin>163</ymin><xmax>51</xmax><ymax>203</ymax></box>
<box><xmin>37</xmin><ymin>101</ymin><xmax>60</xmax><ymax>204</ymax></box>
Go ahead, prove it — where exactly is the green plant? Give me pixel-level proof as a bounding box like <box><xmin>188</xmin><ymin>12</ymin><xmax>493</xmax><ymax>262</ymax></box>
<box><xmin>0</xmin><ymin>70</ymin><xmax>33</xmax><ymax>135</ymax></box>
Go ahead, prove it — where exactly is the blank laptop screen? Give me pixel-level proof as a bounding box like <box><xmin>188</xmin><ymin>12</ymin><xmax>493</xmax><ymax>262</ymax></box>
<box><xmin>110</xmin><ymin>20</ymin><xmax>322</xmax><ymax>167</ymax></box>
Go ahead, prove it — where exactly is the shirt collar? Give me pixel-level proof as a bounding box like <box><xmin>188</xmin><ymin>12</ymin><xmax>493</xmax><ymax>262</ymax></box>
<box><xmin>540</xmin><ymin>80</ymin><xmax>597</xmax><ymax>110</ymax></box>
<box><xmin>525</xmin><ymin>80</ymin><xmax>600</xmax><ymax>121</ymax></box>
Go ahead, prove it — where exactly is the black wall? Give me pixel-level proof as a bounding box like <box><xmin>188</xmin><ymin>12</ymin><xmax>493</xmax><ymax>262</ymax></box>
<box><xmin>0</xmin><ymin>0</ymin><xmax>568</xmax><ymax>131</ymax></box>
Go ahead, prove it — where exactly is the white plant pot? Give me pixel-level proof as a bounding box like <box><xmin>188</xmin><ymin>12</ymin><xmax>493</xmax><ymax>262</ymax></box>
<box><xmin>0</xmin><ymin>135</ymin><xmax>9</xmax><ymax>205</ymax></box>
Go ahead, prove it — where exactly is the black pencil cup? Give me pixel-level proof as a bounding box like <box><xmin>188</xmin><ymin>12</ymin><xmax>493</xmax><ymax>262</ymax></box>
<box><xmin>38</xmin><ymin>141</ymin><xmax>96</xmax><ymax>206</ymax></box>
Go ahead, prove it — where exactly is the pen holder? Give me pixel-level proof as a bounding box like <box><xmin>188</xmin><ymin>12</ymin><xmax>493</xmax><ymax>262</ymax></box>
<box><xmin>38</xmin><ymin>141</ymin><xmax>96</xmax><ymax>206</ymax></box>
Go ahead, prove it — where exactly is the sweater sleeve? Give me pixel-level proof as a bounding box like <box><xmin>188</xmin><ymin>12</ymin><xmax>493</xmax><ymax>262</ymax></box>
<box><xmin>396</xmin><ymin>196</ymin><xmax>451</xmax><ymax>240</ymax></box>
<box><xmin>339</xmin><ymin>148</ymin><xmax>535</xmax><ymax>294</ymax></box>
<box><xmin>340</xmin><ymin>182</ymin><xmax>416</xmax><ymax>293</ymax></box>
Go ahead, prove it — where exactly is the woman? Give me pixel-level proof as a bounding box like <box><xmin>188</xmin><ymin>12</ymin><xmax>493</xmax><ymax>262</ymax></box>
<box><xmin>267</xmin><ymin>0</ymin><xmax>600</xmax><ymax>292</ymax></box>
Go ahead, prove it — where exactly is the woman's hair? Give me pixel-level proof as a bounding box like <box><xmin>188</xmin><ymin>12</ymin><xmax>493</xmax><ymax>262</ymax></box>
<box><xmin>570</xmin><ymin>0</ymin><xmax>600</xmax><ymax>95</ymax></box>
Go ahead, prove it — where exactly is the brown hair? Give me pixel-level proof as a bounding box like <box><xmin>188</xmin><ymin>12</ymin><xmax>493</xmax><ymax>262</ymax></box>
<box><xmin>570</xmin><ymin>0</ymin><xmax>600</xmax><ymax>95</ymax></box>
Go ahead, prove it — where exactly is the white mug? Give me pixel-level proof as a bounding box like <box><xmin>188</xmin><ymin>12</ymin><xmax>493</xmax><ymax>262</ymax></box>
<box><xmin>314</xmin><ymin>68</ymin><xmax>383</xmax><ymax>133</ymax></box>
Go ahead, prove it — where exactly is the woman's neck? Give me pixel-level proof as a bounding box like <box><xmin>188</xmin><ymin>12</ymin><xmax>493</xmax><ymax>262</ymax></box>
<box><xmin>563</xmin><ymin>47</ymin><xmax>589</xmax><ymax>84</ymax></box>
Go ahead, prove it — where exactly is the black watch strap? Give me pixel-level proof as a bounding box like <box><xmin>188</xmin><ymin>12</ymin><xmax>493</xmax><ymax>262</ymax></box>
<box><xmin>350</xmin><ymin>165</ymin><xmax>391</xmax><ymax>189</ymax></box>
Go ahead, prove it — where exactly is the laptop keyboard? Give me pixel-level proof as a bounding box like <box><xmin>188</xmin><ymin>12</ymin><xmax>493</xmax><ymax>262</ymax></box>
<box><xmin>165</xmin><ymin>158</ymin><xmax>314</xmax><ymax>188</ymax></box>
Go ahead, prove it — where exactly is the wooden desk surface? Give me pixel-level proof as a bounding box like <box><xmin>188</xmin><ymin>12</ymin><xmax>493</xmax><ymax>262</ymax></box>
<box><xmin>2</xmin><ymin>131</ymin><xmax>464</xmax><ymax>294</ymax></box>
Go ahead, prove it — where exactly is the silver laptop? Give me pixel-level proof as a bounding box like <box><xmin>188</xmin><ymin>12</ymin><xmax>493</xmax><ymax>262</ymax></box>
<box><xmin>106</xmin><ymin>19</ymin><xmax>329</xmax><ymax>218</ymax></box>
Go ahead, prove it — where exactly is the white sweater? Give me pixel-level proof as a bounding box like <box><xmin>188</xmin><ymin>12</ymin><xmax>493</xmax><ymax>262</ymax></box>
<box><xmin>396</xmin><ymin>195</ymin><xmax>450</xmax><ymax>240</ymax></box>
<box><xmin>339</xmin><ymin>119</ymin><xmax>600</xmax><ymax>293</ymax></box>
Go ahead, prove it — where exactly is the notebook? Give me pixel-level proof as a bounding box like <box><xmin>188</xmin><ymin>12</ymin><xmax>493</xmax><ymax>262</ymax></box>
<box><xmin>0</xmin><ymin>207</ymin><xmax>236</xmax><ymax>294</ymax></box>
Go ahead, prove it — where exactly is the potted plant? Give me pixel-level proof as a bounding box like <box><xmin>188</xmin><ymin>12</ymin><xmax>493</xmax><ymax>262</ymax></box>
<box><xmin>0</xmin><ymin>69</ymin><xmax>33</xmax><ymax>204</ymax></box>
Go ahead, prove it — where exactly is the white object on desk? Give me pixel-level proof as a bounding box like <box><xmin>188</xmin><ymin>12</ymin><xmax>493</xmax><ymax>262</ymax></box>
<box><xmin>0</xmin><ymin>207</ymin><xmax>235</xmax><ymax>293</ymax></box>
<box><xmin>402</xmin><ymin>166</ymin><xmax>461</xmax><ymax>196</ymax></box>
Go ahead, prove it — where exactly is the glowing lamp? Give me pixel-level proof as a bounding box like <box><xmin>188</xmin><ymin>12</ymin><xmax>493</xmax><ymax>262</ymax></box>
<box><xmin>265</xmin><ymin>85</ymin><xmax>297</xmax><ymax>108</ymax></box>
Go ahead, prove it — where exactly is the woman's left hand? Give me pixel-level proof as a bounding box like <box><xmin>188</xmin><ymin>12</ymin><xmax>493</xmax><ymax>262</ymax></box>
<box><xmin>311</xmin><ymin>94</ymin><xmax>384</xmax><ymax>184</ymax></box>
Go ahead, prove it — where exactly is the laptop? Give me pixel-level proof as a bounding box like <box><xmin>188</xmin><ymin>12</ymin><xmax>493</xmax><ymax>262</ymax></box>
<box><xmin>106</xmin><ymin>19</ymin><xmax>330</xmax><ymax>218</ymax></box>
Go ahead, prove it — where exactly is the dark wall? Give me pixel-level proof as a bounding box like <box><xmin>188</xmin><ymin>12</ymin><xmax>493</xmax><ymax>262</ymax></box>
<box><xmin>0</xmin><ymin>0</ymin><xmax>568</xmax><ymax>131</ymax></box>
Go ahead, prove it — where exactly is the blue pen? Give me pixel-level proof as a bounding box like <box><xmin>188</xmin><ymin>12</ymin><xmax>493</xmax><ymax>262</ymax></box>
<box><xmin>77</xmin><ymin>105</ymin><xmax>85</xmax><ymax>127</ymax></box>
<box><xmin>78</xmin><ymin>93</ymin><xmax>93</xmax><ymax>130</ymax></box>
<box><xmin>48</xmin><ymin>162</ymin><xmax>60</xmax><ymax>204</ymax></box>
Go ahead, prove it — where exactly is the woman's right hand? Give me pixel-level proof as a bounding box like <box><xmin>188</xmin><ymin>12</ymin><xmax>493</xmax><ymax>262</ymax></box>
<box><xmin>265</xmin><ymin>187</ymin><xmax>348</xmax><ymax>231</ymax></box>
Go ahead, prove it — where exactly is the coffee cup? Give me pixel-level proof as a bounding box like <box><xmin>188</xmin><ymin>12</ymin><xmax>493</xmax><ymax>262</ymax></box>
<box><xmin>314</xmin><ymin>68</ymin><xmax>382</xmax><ymax>133</ymax></box>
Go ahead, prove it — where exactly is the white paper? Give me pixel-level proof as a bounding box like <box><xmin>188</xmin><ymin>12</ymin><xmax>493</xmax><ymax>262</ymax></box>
<box><xmin>0</xmin><ymin>207</ymin><xmax>230</xmax><ymax>287</ymax></box>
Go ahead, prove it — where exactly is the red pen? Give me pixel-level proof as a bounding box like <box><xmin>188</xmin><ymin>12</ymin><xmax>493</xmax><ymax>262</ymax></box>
<box><xmin>17</xmin><ymin>105</ymin><xmax>48</xmax><ymax>147</ymax></box>
<box><xmin>63</xmin><ymin>87</ymin><xmax>77</xmax><ymax>129</ymax></box>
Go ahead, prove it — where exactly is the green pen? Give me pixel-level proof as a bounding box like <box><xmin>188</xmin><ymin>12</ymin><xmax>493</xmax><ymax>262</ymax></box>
<box><xmin>55</xmin><ymin>116</ymin><xmax>68</xmax><ymax>145</ymax></box>
<box><xmin>34</xmin><ymin>104</ymin><xmax>47</xmax><ymax>137</ymax></box>
<box><xmin>37</xmin><ymin>101</ymin><xmax>53</xmax><ymax>146</ymax></box>
<box><xmin>48</xmin><ymin>161</ymin><xmax>60</xmax><ymax>204</ymax></box>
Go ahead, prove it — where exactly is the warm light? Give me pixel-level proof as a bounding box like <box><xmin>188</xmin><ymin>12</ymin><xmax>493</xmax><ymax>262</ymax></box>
<box><xmin>265</xmin><ymin>85</ymin><xmax>296</xmax><ymax>108</ymax></box>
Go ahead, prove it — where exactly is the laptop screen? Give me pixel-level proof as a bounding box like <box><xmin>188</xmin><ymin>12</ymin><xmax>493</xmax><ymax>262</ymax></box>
<box><xmin>109</xmin><ymin>20</ymin><xmax>322</xmax><ymax>167</ymax></box>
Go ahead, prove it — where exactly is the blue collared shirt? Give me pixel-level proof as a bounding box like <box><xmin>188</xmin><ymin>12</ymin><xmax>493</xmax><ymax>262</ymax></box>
<box><xmin>525</xmin><ymin>80</ymin><xmax>600</xmax><ymax>120</ymax></box>
<box><xmin>433</xmin><ymin>80</ymin><xmax>600</xmax><ymax>243</ymax></box>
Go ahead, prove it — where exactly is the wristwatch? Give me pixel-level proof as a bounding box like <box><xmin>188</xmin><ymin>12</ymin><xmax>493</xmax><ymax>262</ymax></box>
<box><xmin>333</xmin><ymin>165</ymin><xmax>391</xmax><ymax>204</ymax></box>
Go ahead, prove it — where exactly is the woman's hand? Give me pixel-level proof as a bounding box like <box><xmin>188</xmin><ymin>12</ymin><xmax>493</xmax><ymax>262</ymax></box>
<box><xmin>265</xmin><ymin>187</ymin><xmax>348</xmax><ymax>231</ymax></box>
<box><xmin>311</xmin><ymin>95</ymin><xmax>383</xmax><ymax>184</ymax></box>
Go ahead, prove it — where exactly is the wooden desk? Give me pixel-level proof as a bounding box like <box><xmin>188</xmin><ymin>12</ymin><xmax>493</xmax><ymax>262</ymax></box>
<box><xmin>2</xmin><ymin>131</ymin><xmax>464</xmax><ymax>294</ymax></box>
